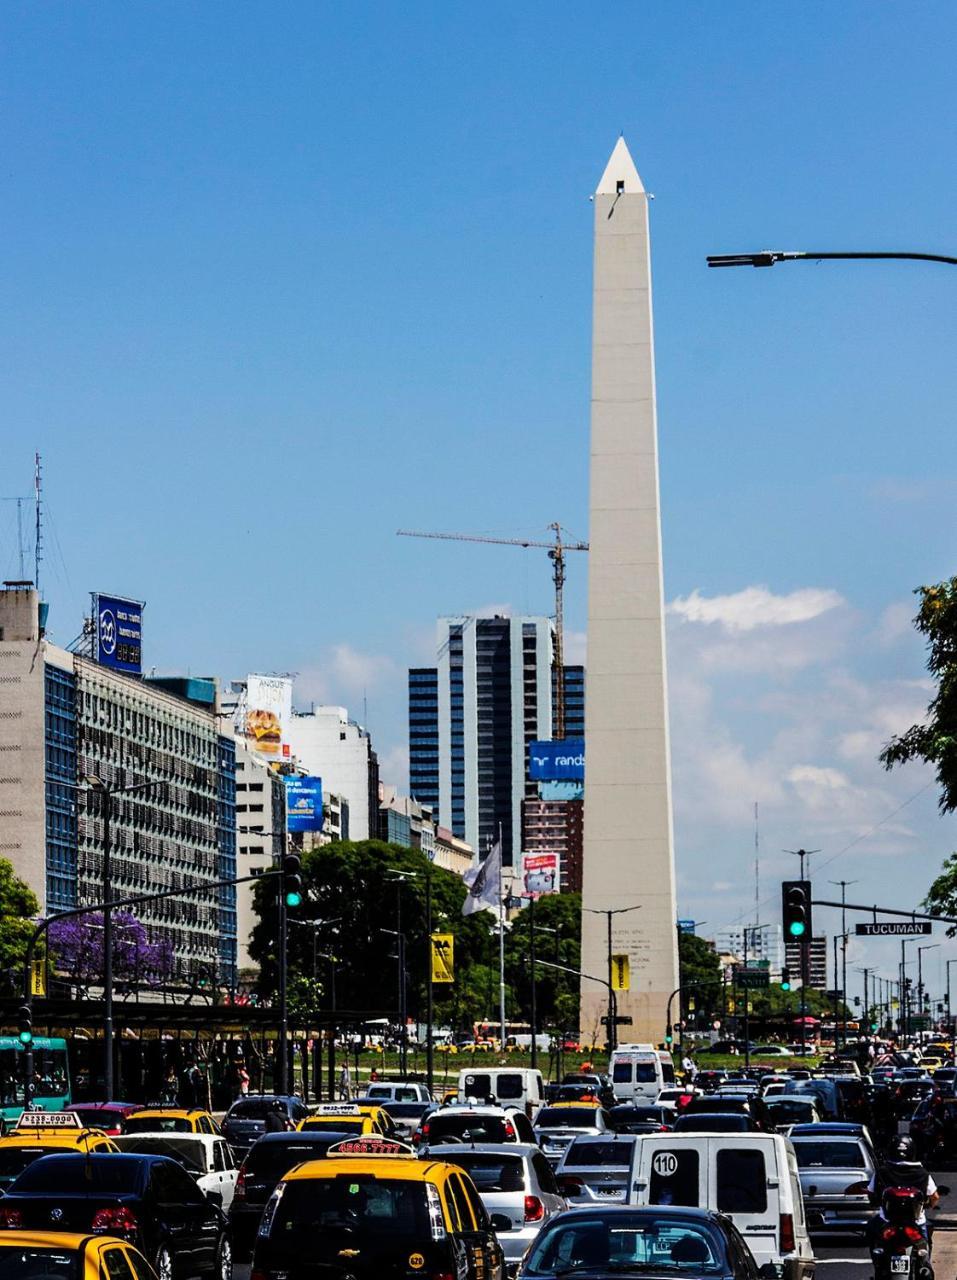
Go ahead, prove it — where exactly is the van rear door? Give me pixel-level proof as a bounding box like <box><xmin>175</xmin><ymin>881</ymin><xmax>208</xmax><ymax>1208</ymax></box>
<box><xmin>640</xmin><ymin>1141</ymin><xmax>704</xmax><ymax>1209</ymax></box>
<box><xmin>710</xmin><ymin>1140</ymin><xmax>779</xmax><ymax>1271</ymax></box>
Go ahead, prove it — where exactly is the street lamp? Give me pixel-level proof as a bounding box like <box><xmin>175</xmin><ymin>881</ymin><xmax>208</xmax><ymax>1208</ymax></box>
<box><xmin>583</xmin><ymin>905</ymin><xmax>641</xmax><ymax>1052</ymax></box>
<box><xmin>84</xmin><ymin>775</ymin><xmax>170</xmax><ymax>1100</ymax></box>
<box><xmin>707</xmin><ymin>250</ymin><xmax>957</xmax><ymax>269</ymax></box>
<box><xmin>918</xmin><ymin>944</ymin><xmax>940</xmax><ymax>1029</ymax></box>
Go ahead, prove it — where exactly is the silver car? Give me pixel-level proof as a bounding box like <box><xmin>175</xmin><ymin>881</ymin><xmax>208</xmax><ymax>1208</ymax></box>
<box><xmin>534</xmin><ymin>1105</ymin><xmax>611</xmax><ymax>1168</ymax></box>
<box><xmin>554</xmin><ymin>1133</ymin><xmax>638</xmax><ymax>1204</ymax></box>
<box><xmin>791</xmin><ymin>1134</ymin><xmax>875</xmax><ymax>1234</ymax></box>
<box><xmin>423</xmin><ymin>1142</ymin><xmax>566</xmax><ymax>1267</ymax></box>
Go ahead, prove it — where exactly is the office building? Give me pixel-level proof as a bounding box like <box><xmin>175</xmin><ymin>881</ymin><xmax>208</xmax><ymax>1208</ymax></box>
<box><xmin>521</xmin><ymin>797</ymin><xmax>584</xmax><ymax>892</ymax></box>
<box><xmin>233</xmin><ymin>740</ymin><xmax>286</xmax><ymax>975</ymax></box>
<box><xmin>713</xmin><ymin>925</ymin><xmax>785</xmax><ymax>979</ymax></box>
<box><xmin>785</xmin><ymin>936</ymin><xmax>828</xmax><ymax>991</ymax></box>
<box><xmin>409</xmin><ymin>616</ymin><xmax>554</xmax><ymax>866</ymax></box>
<box><xmin>0</xmin><ymin>584</ymin><xmax>237</xmax><ymax>983</ymax></box>
<box><xmin>283</xmin><ymin>705</ymin><xmax>379</xmax><ymax>841</ymax></box>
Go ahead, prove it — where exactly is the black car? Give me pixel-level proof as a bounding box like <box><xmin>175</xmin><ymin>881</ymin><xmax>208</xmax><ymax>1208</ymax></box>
<box><xmin>562</xmin><ymin>1074</ymin><xmax>617</xmax><ymax>1108</ymax></box>
<box><xmin>518</xmin><ymin>1203</ymin><xmax>768</xmax><ymax>1280</ymax></box>
<box><xmin>229</xmin><ymin>1130</ymin><xmax>355</xmax><ymax>1259</ymax></box>
<box><xmin>221</xmin><ymin>1094</ymin><xmax>308</xmax><ymax>1152</ymax></box>
<box><xmin>608</xmin><ymin>1104</ymin><xmax>673</xmax><ymax>1134</ymax></box>
<box><xmin>672</xmin><ymin>1113</ymin><xmax>761</xmax><ymax>1133</ymax></box>
<box><xmin>0</xmin><ymin>1152</ymin><xmax>229</xmax><ymax>1279</ymax></box>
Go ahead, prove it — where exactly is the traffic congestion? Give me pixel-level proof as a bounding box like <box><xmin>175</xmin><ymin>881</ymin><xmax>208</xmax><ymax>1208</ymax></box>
<box><xmin>0</xmin><ymin>1037</ymin><xmax>955</xmax><ymax>1280</ymax></box>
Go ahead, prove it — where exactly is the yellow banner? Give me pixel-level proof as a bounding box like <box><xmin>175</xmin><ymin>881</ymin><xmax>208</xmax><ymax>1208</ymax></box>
<box><xmin>30</xmin><ymin>961</ymin><xmax>46</xmax><ymax>998</ymax></box>
<box><xmin>611</xmin><ymin>954</ymin><xmax>630</xmax><ymax>991</ymax></box>
<box><xmin>431</xmin><ymin>934</ymin><xmax>454</xmax><ymax>983</ymax></box>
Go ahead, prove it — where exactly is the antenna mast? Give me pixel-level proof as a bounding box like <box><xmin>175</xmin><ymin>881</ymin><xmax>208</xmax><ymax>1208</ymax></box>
<box><xmin>34</xmin><ymin>453</ymin><xmax>42</xmax><ymax>595</ymax></box>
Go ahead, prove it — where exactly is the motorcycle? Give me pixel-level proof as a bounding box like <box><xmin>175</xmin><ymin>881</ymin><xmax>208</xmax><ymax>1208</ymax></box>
<box><xmin>869</xmin><ymin>1187</ymin><xmax>933</xmax><ymax>1280</ymax></box>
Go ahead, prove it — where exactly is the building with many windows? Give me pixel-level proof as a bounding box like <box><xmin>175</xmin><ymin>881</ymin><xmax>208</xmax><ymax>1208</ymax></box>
<box><xmin>0</xmin><ymin>584</ymin><xmax>237</xmax><ymax>984</ymax></box>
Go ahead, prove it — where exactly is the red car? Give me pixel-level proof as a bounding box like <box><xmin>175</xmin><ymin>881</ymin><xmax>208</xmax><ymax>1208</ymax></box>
<box><xmin>68</xmin><ymin>1101</ymin><xmax>143</xmax><ymax>1135</ymax></box>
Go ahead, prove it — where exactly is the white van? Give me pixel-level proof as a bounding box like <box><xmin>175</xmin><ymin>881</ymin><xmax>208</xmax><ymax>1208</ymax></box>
<box><xmin>456</xmin><ymin>1067</ymin><xmax>545</xmax><ymax>1116</ymax></box>
<box><xmin>362</xmin><ymin>1082</ymin><xmax>433</xmax><ymax>1103</ymax></box>
<box><xmin>609</xmin><ymin>1044</ymin><xmax>675</xmax><ymax>1101</ymax></box>
<box><xmin>630</xmin><ymin>1133</ymin><xmax>814</xmax><ymax>1280</ymax></box>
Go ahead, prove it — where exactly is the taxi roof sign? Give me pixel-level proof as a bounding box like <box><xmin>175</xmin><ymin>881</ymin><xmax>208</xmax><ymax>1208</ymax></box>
<box><xmin>314</xmin><ymin>1103</ymin><xmax>361</xmax><ymax>1115</ymax></box>
<box><xmin>16</xmin><ymin>1110</ymin><xmax>82</xmax><ymax>1130</ymax></box>
<box><xmin>327</xmin><ymin>1136</ymin><xmax>415</xmax><ymax>1157</ymax></box>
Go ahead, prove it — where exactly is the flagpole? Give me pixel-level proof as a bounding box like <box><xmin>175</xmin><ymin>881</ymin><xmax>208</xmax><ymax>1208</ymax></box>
<box><xmin>499</xmin><ymin>825</ymin><xmax>506</xmax><ymax>1050</ymax></box>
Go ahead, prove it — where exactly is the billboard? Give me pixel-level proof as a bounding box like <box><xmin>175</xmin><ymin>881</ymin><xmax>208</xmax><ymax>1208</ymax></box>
<box><xmin>93</xmin><ymin>593</ymin><xmax>143</xmax><ymax>674</ymax></box>
<box><xmin>245</xmin><ymin>674</ymin><xmax>292</xmax><ymax>756</ymax></box>
<box><xmin>677</xmin><ymin>919</ymin><xmax>697</xmax><ymax>935</ymax></box>
<box><xmin>431</xmin><ymin>934</ymin><xmax>454</xmax><ymax>984</ymax></box>
<box><xmin>285</xmin><ymin>776</ymin><xmax>323</xmax><ymax>833</ymax></box>
<box><xmin>528</xmin><ymin>739</ymin><xmax>585</xmax><ymax>781</ymax></box>
<box><xmin>522</xmin><ymin>852</ymin><xmax>559</xmax><ymax>899</ymax></box>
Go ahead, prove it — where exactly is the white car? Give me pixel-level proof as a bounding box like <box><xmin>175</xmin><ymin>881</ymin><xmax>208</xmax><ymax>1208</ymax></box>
<box><xmin>115</xmin><ymin>1132</ymin><xmax>238</xmax><ymax>1209</ymax></box>
<box><xmin>656</xmin><ymin>1087</ymin><xmax>699</xmax><ymax>1110</ymax></box>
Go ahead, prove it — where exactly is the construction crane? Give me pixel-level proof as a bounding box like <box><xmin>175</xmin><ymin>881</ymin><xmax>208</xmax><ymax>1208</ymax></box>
<box><xmin>397</xmin><ymin>522</ymin><xmax>588</xmax><ymax>739</ymax></box>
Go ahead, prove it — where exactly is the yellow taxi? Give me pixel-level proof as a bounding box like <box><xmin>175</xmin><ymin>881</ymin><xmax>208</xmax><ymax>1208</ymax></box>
<box><xmin>0</xmin><ymin>1230</ymin><xmax>157</xmax><ymax>1278</ymax></box>
<box><xmin>122</xmin><ymin>1107</ymin><xmax>221</xmax><ymax>1136</ymax></box>
<box><xmin>251</xmin><ymin>1136</ymin><xmax>504</xmax><ymax>1280</ymax></box>
<box><xmin>297</xmin><ymin>1102</ymin><xmax>392</xmax><ymax>1137</ymax></box>
<box><xmin>0</xmin><ymin>1112</ymin><xmax>118</xmax><ymax>1191</ymax></box>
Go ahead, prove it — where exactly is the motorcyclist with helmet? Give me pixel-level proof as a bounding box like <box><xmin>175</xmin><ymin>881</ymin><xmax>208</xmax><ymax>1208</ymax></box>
<box><xmin>867</xmin><ymin>1135</ymin><xmax>939</xmax><ymax>1248</ymax></box>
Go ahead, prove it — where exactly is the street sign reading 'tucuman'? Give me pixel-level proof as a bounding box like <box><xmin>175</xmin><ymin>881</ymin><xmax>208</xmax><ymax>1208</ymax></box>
<box><xmin>855</xmin><ymin>921</ymin><xmax>932</xmax><ymax>937</ymax></box>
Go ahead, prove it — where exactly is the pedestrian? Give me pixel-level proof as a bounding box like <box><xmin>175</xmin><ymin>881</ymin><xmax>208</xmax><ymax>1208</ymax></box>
<box><xmin>338</xmin><ymin>1064</ymin><xmax>352</xmax><ymax>1100</ymax></box>
<box><xmin>237</xmin><ymin>1063</ymin><xmax>250</xmax><ymax>1097</ymax></box>
<box><xmin>161</xmin><ymin>1066</ymin><xmax>178</xmax><ymax>1106</ymax></box>
<box><xmin>264</xmin><ymin>1101</ymin><xmax>288</xmax><ymax>1133</ymax></box>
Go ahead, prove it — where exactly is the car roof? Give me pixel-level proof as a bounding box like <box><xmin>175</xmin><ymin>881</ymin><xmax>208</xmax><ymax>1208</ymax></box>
<box><xmin>545</xmin><ymin>1204</ymin><xmax>724</xmax><ymax>1222</ymax></box>
<box><xmin>126</xmin><ymin>1108</ymin><xmax>206</xmax><ymax>1118</ymax></box>
<box><xmin>790</xmin><ymin>1121</ymin><xmax>863</xmax><ymax>1133</ymax></box>
<box><xmin>424</xmin><ymin>1142</ymin><xmax>541</xmax><ymax>1156</ymax></box>
<box><xmin>0</xmin><ymin>1230</ymin><xmax>105</xmax><ymax>1248</ymax></box>
<box><xmin>0</xmin><ymin>1130</ymin><xmax>113</xmax><ymax>1147</ymax></box>
<box><xmin>285</xmin><ymin>1156</ymin><xmax>449</xmax><ymax>1182</ymax></box>
<box><xmin>252</xmin><ymin>1130</ymin><xmax>355</xmax><ymax>1145</ymax></box>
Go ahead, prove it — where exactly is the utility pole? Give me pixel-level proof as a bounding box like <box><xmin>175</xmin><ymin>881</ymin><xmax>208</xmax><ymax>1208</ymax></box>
<box><xmin>584</xmin><ymin>904</ymin><xmax>641</xmax><ymax>1052</ymax></box>
<box><xmin>918</xmin><ymin>944</ymin><xmax>940</xmax><ymax>1035</ymax></box>
<box><xmin>947</xmin><ymin>960</ymin><xmax>957</xmax><ymax>1059</ymax></box>
<box><xmin>828</xmin><ymin>880</ymin><xmax>857</xmax><ymax>1051</ymax></box>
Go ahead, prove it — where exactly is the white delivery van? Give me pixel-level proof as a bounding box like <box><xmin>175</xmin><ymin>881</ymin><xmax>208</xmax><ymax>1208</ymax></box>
<box><xmin>631</xmin><ymin>1133</ymin><xmax>814</xmax><ymax>1280</ymax></box>
<box><xmin>362</xmin><ymin>1082</ymin><xmax>433</xmax><ymax>1103</ymax></box>
<box><xmin>609</xmin><ymin>1044</ymin><xmax>675</xmax><ymax>1101</ymax></box>
<box><xmin>456</xmin><ymin>1067</ymin><xmax>545</xmax><ymax>1116</ymax></box>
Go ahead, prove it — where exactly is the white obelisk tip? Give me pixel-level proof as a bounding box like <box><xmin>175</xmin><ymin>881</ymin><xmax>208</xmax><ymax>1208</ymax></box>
<box><xmin>595</xmin><ymin>136</ymin><xmax>645</xmax><ymax>195</ymax></box>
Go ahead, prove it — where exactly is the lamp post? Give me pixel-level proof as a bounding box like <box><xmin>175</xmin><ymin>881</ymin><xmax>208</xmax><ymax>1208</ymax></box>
<box><xmin>707</xmin><ymin>250</ymin><xmax>957</xmax><ymax>270</ymax></box>
<box><xmin>584</xmin><ymin>904</ymin><xmax>641</xmax><ymax>1052</ymax></box>
<box><xmin>536</xmin><ymin>958</ymin><xmax>617</xmax><ymax>1042</ymax></box>
<box><xmin>828</xmin><ymin>880</ymin><xmax>858</xmax><ymax>1051</ymax></box>
<box><xmin>289</xmin><ymin>917</ymin><xmax>341</xmax><ymax>1102</ymax></box>
<box><xmin>742</xmin><ymin>924</ymin><xmax>769</xmax><ymax>1068</ymax></box>
<box><xmin>917</xmin><ymin>944</ymin><xmax>940</xmax><ymax>1033</ymax></box>
<box><xmin>84</xmin><ymin>776</ymin><xmax>171</xmax><ymax>1100</ymax></box>
<box><xmin>947</xmin><ymin>960</ymin><xmax>957</xmax><ymax>1058</ymax></box>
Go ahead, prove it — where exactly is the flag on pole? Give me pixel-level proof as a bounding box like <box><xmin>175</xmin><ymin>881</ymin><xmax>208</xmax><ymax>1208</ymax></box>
<box><xmin>462</xmin><ymin>838</ymin><xmax>502</xmax><ymax>916</ymax></box>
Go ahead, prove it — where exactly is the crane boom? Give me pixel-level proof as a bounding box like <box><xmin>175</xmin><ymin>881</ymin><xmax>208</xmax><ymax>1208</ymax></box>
<box><xmin>396</xmin><ymin>524</ymin><xmax>588</xmax><ymax>739</ymax></box>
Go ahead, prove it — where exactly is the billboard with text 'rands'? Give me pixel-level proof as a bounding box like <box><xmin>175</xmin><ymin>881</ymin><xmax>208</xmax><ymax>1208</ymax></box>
<box><xmin>528</xmin><ymin>739</ymin><xmax>585</xmax><ymax>781</ymax></box>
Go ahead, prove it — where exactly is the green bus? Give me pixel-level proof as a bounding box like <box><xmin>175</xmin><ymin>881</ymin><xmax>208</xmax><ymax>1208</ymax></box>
<box><xmin>0</xmin><ymin>1036</ymin><xmax>71</xmax><ymax>1121</ymax></box>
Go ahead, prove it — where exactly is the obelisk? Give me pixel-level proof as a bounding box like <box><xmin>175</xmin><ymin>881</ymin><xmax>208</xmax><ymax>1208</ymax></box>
<box><xmin>580</xmin><ymin>138</ymin><xmax>678</xmax><ymax>1046</ymax></box>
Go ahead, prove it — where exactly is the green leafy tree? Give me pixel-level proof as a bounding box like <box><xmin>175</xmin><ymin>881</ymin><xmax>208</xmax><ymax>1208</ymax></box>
<box><xmin>503</xmin><ymin>893</ymin><xmax>581</xmax><ymax>1031</ymax></box>
<box><xmin>678</xmin><ymin>933</ymin><xmax>723</xmax><ymax>1022</ymax></box>
<box><xmin>881</xmin><ymin>580</ymin><xmax>957</xmax><ymax>810</ymax></box>
<box><xmin>0</xmin><ymin>858</ymin><xmax>40</xmax><ymax>991</ymax></box>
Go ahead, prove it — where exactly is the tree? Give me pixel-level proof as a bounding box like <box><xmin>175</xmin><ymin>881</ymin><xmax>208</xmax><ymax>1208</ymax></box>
<box><xmin>503</xmin><ymin>893</ymin><xmax>581</xmax><ymax>1030</ymax></box>
<box><xmin>48</xmin><ymin>911</ymin><xmax>174</xmax><ymax>996</ymax></box>
<box><xmin>880</xmin><ymin>579</ymin><xmax>957</xmax><ymax>811</ymax></box>
<box><xmin>678</xmin><ymin>932</ymin><xmax>723</xmax><ymax>1023</ymax></box>
<box><xmin>0</xmin><ymin>858</ymin><xmax>39</xmax><ymax>990</ymax></box>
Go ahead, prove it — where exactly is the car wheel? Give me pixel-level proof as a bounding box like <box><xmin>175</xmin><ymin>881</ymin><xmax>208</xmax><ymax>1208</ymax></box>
<box><xmin>155</xmin><ymin>1245</ymin><xmax>174</xmax><ymax>1280</ymax></box>
<box><xmin>216</xmin><ymin>1232</ymin><xmax>233</xmax><ymax>1280</ymax></box>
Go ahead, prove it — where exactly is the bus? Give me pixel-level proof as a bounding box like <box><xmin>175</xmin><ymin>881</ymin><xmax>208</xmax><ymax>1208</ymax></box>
<box><xmin>0</xmin><ymin>1036</ymin><xmax>71</xmax><ymax>1122</ymax></box>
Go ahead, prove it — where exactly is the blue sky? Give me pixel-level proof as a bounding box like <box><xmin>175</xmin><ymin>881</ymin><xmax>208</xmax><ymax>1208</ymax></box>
<box><xmin>4</xmin><ymin>2</ymin><xmax>957</xmax><ymax>992</ymax></box>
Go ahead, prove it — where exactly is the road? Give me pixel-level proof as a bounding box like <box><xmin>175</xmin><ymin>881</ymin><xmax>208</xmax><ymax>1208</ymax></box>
<box><xmin>230</xmin><ymin>1169</ymin><xmax>957</xmax><ymax>1280</ymax></box>
<box><xmin>815</xmin><ymin>1167</ymin><xmax>957</xmax><ymax>1280</ymax></box>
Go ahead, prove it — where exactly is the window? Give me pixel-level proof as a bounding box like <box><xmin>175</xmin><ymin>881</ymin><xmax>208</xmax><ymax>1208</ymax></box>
<box><xmin>101</xmin><ymin>1248</ymin><xmax>137</xmax><ymax>1280</ymax></box>
<box><xmin>445</xmin><ymin>1174</ymin><xmax>473</xmax><ymax>1231</ymax></box>
<box><xmin>716</xmin><ymin>1149</ymin><xmax>767</xmax><ymax>1214</ymax></box>
<box><xmin>649</xmin><ymin>1149</ymin><xmax>699</xmax><ymax>1207</ymax></box>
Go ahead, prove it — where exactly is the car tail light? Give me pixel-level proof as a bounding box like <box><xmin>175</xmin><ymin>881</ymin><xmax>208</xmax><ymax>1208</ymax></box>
<box><xmin>558</xmin><ymin>1176</ymin><xmax>583</xmax><ymax>1196</ymax></box>
<box><xmin>658</xmin><ymin>1124</ymin><xmax>670</xmax><ymax>1131</ymax></box>
<box><xmin>844</xmin><ymin>1181</ymin><xmax>870</xmax><ymax>1195</ymax></box>
<box><xmin>0</xmin><ymin>1207</ymin><xmax>23</xmax><ymax>1228</ymax></box>
<box><xmin>524</xmin><ymin>1195</ymin><xmax>545</xmax><ymax>1222</ymax></box>
<box><xmin>779</xmin><ymin>1213</ymin><xmax>795</xmax><ymax>1254</ymax></box>
<box><xmin>234</xmin><ymin>1165</ymin><xmax>247</xmax><ymax>1201</ymax></box>
<box><xmin>92</xmin><ymin>1206</ymin><xmax>138</xmax><ymax>1236</ymax></box>
<box><xmin>677</xmin><ymin>1094</ymin><xmax>694</xmax><ymax>1110</ymax></box>
<box><xmin>432</xmin><ymin>1272</ymin><xmax>455</xmax><ymax>1280</ymax></box>
<box><xmin>250</xmin><ymin>1271</ymin><xmax>269</xmax><ymax>1280</ymax></box>
<box><xmin>504</xmin><ymin>1120</ymin><xmax>516</xmax><ymax>1139</ymax></box>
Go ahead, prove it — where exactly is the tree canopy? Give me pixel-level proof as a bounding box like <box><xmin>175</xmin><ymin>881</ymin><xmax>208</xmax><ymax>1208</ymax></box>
<box><xmin>48</xmin><ymin>910</ymin><xmax>173</xmax><ymax>994</ymax></box>
<box><xmin>0</xmin><ymin>857</ymin><xmax>39</xmax><ymax>990</ymax></box>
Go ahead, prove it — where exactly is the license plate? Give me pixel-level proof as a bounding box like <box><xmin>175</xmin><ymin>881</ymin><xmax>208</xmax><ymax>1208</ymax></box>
<box><xmin>891</xmin><ymin>1257</ymin><xmax>910</xmax><ymax>1274</ymax></box>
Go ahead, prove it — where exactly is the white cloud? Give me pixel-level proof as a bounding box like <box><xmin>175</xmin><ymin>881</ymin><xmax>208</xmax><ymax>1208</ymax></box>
<box><xmin>379</xmin><ymin>744</ymin><xmax>410</xmax><ymax>791</ymax></box>
<box><xmin>875</xmin><ymin>601</ymin><xmax>916</xmax><ymax>646</ymax></box>
<box><xmin>669</xmin><ymin>585</ymin><xmax>844</xmax><ymax>634</ymax></box>
<box><xmin>564</xmin><ymin>629</ymin><xmax>587</xmax><ymax>665</ymax></box>
<box><xmin>294</xmin><ymin>643</ymin><xmax>396</xmax><ymax>708</ymax></box>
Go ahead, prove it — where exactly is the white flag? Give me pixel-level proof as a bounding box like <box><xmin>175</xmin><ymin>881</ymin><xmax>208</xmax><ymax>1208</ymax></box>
<box><xmin>462</xmin><ymin>839</ymin><xmax>502</xmax><ymax>917</ymax></box>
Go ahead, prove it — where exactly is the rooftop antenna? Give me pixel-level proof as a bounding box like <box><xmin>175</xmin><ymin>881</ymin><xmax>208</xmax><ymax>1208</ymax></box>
<box><xmin>34</xmin><ymin>453</ymin><xmax>42</xmax><ymax>596</ymax></box>
<box><xmin>754</xmin><ymin>801</ymin><xmax>760</xmax><ymax>928</ymax></box>
<box><xmin>16</xmin><ymin>499</ymin><xmax>24</xmax><ymax>579</ymax></box>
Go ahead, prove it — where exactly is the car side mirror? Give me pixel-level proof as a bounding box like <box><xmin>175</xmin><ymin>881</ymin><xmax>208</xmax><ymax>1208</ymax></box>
<box><xmin>490</xmin><ymin>1213</ymin><xmax>512</xmax><ymax>1233</ymax></box>
<box><xmin>759</xmin><ymin>1265</ymin><xmax>778</xmax><ymax>1279</ymax></box>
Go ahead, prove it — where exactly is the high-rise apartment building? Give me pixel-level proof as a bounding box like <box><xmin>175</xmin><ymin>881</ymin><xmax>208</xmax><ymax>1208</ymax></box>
<box><xmin>785</xmin><ymin>936</ymin><xmax>828</xmax><ymax>991</ymax></box>
<box><xmin>409</xmin><ymin>616</ymin><xmax>554</xmax><ymax>866</ymax></box>
<box><xmin>0</xmin><ymin>585</ymin><xmax>237</xmax><ymax>982</ymax></box>
<box><xmin>283</xmin><ymin>705</ymin><xmax>379</xmax><ymax>841</ymax></box>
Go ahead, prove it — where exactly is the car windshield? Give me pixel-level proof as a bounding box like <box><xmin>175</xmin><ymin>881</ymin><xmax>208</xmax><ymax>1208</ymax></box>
<box><xmin>302</xmin><ymin>1119</ymin><xmax>367</xmax><ymax>1135</ymax></box>
<box><xmin>118</xmin><ymin>1136</ymin><xmax>206</xmax><ymax>1173</ymax></box>
<box><xmin>384</xmin><ymin>1103</ymin><xmax>431</xmax><ymax>1119</ymax></box>
<box><xmin>245</xmin><ymin>1138</ymin><xmax>349</xmax><ymax>1179</ymax></box>
<box><xmin>75</xmin><ymin>1110</ymin><xmax>126</xmax><ymax>1129</ymax></box>
<box><xmin>439</xmin><ymin>1152</ymin><xmax>526</xmax><ymax>1192</ymax></box>
<box><xmin>270</xmin><ymin>1177</ymin><xmax>430</xmax><ymax>1248</ymax></box>
<box><xmin>525</xmin><ymin>1213</ymin><xmax>727</xmax><ymax>1275</ymax></box>
<box><xmin>11</xmin><ymin>1154</ymin><xmax>143</xmax><ymax>1193</ymax></box>
<box><xmin>229</xmin><ymin>1100</ymin><xmax>285</xmax><ymax>1121</ymax></box>
<box><xmin>538</xmin><ymin>1108</ymin><xmax>599</xmax><ymax>1129</ymax></box>
<box><xmin>428</xmin><ymin>1113</ymin><xmax>512</xmax><ymax>1143</ymax></box>
<box><xmin>0</xmin><ymin>1248</ymin><xmax>80</xmax><ymax>1280</ymax></box>
<box><xmin>0</xmin><ymin>1147</ymin><xmax>73</xmax><ymax>1180</ymax></box>
<box><xmin>765</xmin><ymin>1101</ymin><xmax>816</xmax><ymax>1122</ymax></box>
<box><xmin>564</xmin><ymin>1141</ymin><xmax>634</xmax><ymax>1168</ymax></box>
<box><xmin>794</xmin><ymin>1142</ymin><xmax>865</xmax><ymax>1170</ymax></box>
<box><xmin>125</xmin><ymin>1116</ymin><xmax>192</xmax><ymax>1133</ymax></box>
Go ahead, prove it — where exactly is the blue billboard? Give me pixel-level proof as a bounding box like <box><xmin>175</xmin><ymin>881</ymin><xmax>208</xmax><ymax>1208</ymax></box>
<box><xmin>677</xmin><ymin>919</ymin><xmax>697</xmax><ymax>935</ymax></box>
<box><xmin>285</xmin><ymin>776</ymin><xmax>323</xmax><ymax>832</ymax></box>
<box><xmin>94</xmin><ymin>593</ymin><xmax>143</xmax><ymax>674</ymax></box>
<box><xmin>528</xmin><ymin>739</ymin><xmax>585</xmax><ymax>781</ymax></box>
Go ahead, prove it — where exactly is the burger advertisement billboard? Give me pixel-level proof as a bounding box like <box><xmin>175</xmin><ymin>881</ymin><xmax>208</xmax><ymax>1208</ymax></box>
<box><xmin>245</xmin><ymin>674</ymin><xmax>292</xmax><ymax>756</ymax></box>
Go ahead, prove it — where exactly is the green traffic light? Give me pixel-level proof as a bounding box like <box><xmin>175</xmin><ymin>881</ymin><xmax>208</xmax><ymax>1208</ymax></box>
<box><xmin>18</xmin><ymin>1031</ymin><xmax>32</xmax><ymax>1046</ymax></box>
<box><xmin>788</xmin><ymin>921</ymin><xmax>806</xmax><ymax>937</ymax></box>
<box><xmin>286</xmin><ymin>891</ymin><xmax>302</xmax><ymax>908</ymax></box>
<box><xmin>781</xmin><ymin>981</ymin><xmax>791</xmax><ymax>992</ymax></box>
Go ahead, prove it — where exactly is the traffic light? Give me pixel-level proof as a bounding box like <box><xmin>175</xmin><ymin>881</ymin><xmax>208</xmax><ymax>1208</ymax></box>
<box><xmin>17</xmin><ymin>1004</ymin><xmax>32</xmax><ymax>1047</ymax></box>
<box><xmin>664</xmin><ymin>1024</ymin><xmax>674</xmax><ymax>1046</ymax></box>
<box><xmin>780</xmin><ymin>968</ymin><xmax>791</xmax><ymax>992</ymax></box>
<box><xmin>282</xmin><ymin>852</ymin><xmax>302</xmax><ymax>908</ymax></box>
<box><xmin>782</xmin><ymin>880</ymin><xmax>812</xmax><ymax>940</ymax></box>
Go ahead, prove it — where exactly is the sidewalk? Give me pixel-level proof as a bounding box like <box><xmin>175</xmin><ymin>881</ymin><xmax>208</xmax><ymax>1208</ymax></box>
<box><xmin>931</xmin><ymin>1221</ymin><xmax>957</xmax><ymax>1273</ymax></box>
